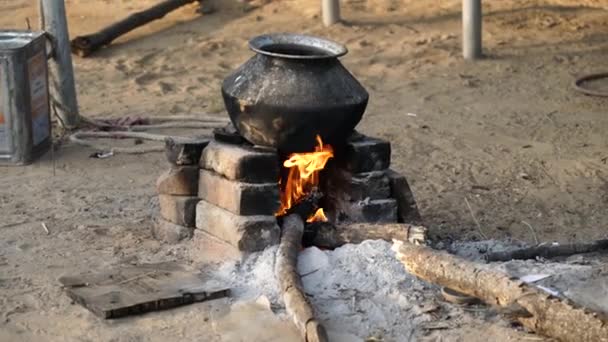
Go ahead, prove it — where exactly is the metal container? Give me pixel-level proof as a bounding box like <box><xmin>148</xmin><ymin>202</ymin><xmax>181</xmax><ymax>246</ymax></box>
<box><xmin>222</xmin><ymin>33</ymin><xmax>369</xmax><ymax>153</ymax></box>
<box><xmin>0</xmin><ymin>30</ymin><xmax>52</xmax><ymax>165</ymax></box>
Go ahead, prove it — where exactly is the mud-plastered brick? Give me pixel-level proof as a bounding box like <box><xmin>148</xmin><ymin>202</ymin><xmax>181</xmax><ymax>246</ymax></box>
<box><xmin>195</xmin><ymin>200</ymin><xmax>280</xmax><ymax>252</ymax></box>
<box><xmin>346</xmin><ymin>198</ymin><xmax>398</xmax><ymax>223</ymax></box>
<box><xmin>159</xmin><ymin>195</ymin><xmax>199</xmax><ymax>227</ymax></box>
<box><xmin>386</xmin><ymin>169</ymin><xmax>422</xmax><ymax>224</ymax></box>
<box><xmin>156</xmin><ymin>166</ymin><xmax>199</xmax><ymax>195</ymax></box>
<box><xmin>198</xmin><ymin>169</ymin><xmax>279</xmax><ymax>216</ymax></box>
<box><xmin>344</xmin><ymin>136</ymin><xmax>391</xmax><ymax>173</ymax></box>
<box><xmin>200</xmin><ymin>141</ymin><xmax>279</xmax><ymax>183</ymax></box>
<box><xmin>349</xmin><ymin>171</ymin><xmax>391</xmax><ymax>201</ymax></box>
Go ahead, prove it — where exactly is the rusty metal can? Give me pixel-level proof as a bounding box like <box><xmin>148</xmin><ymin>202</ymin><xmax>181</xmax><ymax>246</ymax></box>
<box><xmin>0</xmin><ymin>30</ymin><xmax>52</xmax><ymax>165</ymax></box>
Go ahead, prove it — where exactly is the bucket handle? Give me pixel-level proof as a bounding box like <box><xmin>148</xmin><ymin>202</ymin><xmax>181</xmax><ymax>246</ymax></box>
<box><xmin>42</xmin><ymin>31</ymin><xmax>56</xmax><ymax>60</ymax></box>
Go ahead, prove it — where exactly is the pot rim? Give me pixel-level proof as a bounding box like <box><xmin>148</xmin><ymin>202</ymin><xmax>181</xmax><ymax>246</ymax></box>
<box><xmin>249</xmin><ymin>33</ymin><xmax>348</xmax><ymax>60</ymax></box>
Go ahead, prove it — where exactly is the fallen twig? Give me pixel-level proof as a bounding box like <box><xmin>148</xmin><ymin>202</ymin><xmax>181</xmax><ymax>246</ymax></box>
<box><xmin>464</xmin><ymin>197</ymin><xmax>487</xmax><ymax>239</ymax></box>
<box><xmin>521</xmin><ymin>220</ymin><xmax>539</xmax><ymax>245</ymax></box>
<box><xmin>0</xmin><ymin>220</ymin><xmax>31</xmax><ymax>229</ymax></box>
<box><xmin>41</xmin><ymin>222</ymin><xmax>50</xmax><ymax>235</ymax></box>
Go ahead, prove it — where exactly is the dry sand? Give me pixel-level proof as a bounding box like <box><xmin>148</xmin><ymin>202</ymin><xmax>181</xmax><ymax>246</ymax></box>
<box><xmin>1</xmin><ymin>0</ymin><xmax>608</xmax><ymax>340</ymax></box>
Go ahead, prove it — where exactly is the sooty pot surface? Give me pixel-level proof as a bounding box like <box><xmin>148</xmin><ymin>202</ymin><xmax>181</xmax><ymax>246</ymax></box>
<box><xmin>221</xmin><ymin>33</ymin><xmax>369</xmax><ymax>153</ymax></box>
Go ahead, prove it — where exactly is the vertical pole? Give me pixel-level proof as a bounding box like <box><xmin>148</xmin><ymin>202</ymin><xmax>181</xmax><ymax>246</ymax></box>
<box><xmin>462</xmin><ymin>0</ymin><xmax>482</xmax><ymax>60</ymax></box>
<box><xmin>322</xmin><ymin>0</ymin><xmax>340</xmax><ymax>27</ymax></box>
<box><xmin>40</xmin><ymin>0</ymin><xmax>80</xmax><ymax>129</ymax></box>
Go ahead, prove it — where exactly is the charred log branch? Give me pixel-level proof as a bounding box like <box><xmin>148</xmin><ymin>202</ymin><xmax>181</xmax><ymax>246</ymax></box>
<box><xmin>276</xmin><ymin>214</ymin><xmax>328</xmax><ymax>342</ymax></box>
<box><xmin>392</xmin><ymin>241</ymin><xmax>608</xmax><ymax>342</ymax></box>
<box><xmin>281</xmin><ymin>189</ymin><xmax>323</xmax><ymax>221</ymax></box>
<box><xmin>485</xmin><ymin>239</ymin><xmax>608</xmax><ymax>262</ymax></box>
<box><xmin>305</xmin><ymin>222</ymin><xmax>426</xmax><ymax>248</ymax></box>
<box><xmin>71</xmin><ymin>0</ymin><xmax>200</xmax><ymax>57</ymax></box>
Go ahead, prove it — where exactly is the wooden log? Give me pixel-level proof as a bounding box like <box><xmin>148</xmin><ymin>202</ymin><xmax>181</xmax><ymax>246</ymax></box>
<box><xmin>40</xmin><ymin>0</ymin><xmax>81</xmax><ymax>128</ymax></box>
<box><xmin>276</xmin><ymin>214</ymin><xmax>328</xmax><ymax>342</ymax></box>
<box><xmin>282</xmin><ymin>190</ymin><xmax>323</xmax><ymax>220</ymax></box>
<box><xmin>70</xmin><ymin>0</ymin><xmax>198</xmax><ymax>57</ymax></box>
<box><xmin>392</xmin><ymin>241</ymin><xmax>608</xmax><ymax>342</ymax></box>
<box><xmin>485</xmin><ymin>239</ymin><xmax>608</xmax><ymax>262</ymax></box>
<box><xmin>308</xmin><ymin>222</ymin><xmax>426</xmax><ymax>248</ymax></box>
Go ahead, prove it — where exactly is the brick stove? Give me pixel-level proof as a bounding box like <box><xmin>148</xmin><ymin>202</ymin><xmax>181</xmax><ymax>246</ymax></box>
<box><xmin>153</xmin><ymin>127</ymin><xmax>421</xmax><ymax>252</ymax></box>
<box><xmin>152</xmin><ymin>33</ymin><xmax>422</xmax><ymax>252</ymax></box>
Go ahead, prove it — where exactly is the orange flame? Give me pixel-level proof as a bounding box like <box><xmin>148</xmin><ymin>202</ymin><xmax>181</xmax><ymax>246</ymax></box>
<box><xmin>276</xmin><ymin>135</ymin><xmax>334</xmax><ymax>222</ymax></box>
<box><xmin>307</xmin><ymin>208</ymin><xmax>328</xmax><ymax>223</ymax></box>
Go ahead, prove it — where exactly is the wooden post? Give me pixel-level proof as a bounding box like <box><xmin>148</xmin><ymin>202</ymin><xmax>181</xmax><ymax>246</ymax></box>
<box><xmin>40</xmin><ymin>0</ymin><xmax>80</xmax><ymax>129</ymax></box>
<box><xmin>462</xmin><ymin>0</ymin><xmax>482</xmax><ymax>60</ymax></box>
<box><xmin>322</xmin><ymin>0</ymin><xmax>340</xmax><ymax>27</ymax></box>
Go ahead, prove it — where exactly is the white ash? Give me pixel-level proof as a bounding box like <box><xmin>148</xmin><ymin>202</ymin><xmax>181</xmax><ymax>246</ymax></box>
<box><xmin>207</xmin><ymin>245</ymin><xmax>282</xmax><ymax>304</ymax></box>
<box><xmin>204</xmin><ymin>238</ymin><xmax>608</xmax><ymax>339</ymax></box>
<box><xmin>493</xmin><ymin>259</ymin><xmax>608</xmax><ymax>315</ymax></box>
<box><xmin>207</xmin><ymin>240</ymin><xmax>441</xmax><ymax>340</ymax></box>
<box><xmin>297</xmin><ymin>240</ymin><xmax>438</xmax><ymax>339</ymax></box>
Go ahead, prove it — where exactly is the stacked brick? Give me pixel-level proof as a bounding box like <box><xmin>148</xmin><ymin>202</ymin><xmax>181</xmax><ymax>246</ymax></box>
<box><xmin>328</xmin><ymin>134</ymin><xmax>421</xmax><ymax>224</ymax></box>
<box><xmin>152</xmin><ymin>131</ymin><xmax>421</xmax><ymax>248</ymax></box>
<box><xmin>154</xmin><ymin>165</ymin><xmax>200</xmax><ymax>243</ymax></box>
<box><xmin>196</xmin><ymin>141</ymin><xmax>281</xmax><ymax>252</ymax></box>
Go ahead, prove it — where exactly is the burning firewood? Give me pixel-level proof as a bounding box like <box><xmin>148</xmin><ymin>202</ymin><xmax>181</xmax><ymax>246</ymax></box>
<box><xmin>276</xmin><ymin>214</ymin><xmax>328</xmax><ymax>342</ymax></box>
<box><xmin>392</xmin><ymin>241</ymin><xmax>608</xmax><ymax>342</ymax></box>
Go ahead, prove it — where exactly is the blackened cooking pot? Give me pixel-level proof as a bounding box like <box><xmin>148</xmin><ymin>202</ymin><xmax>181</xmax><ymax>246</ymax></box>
<box><xmin>221</xmin><ymin>33</ymin><xmax>369</xmax><ymax>152</ymax></box>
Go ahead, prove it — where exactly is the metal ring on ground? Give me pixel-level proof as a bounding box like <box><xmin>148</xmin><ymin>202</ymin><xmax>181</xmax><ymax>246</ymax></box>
<box><xmin>573</xmin><ymin>72</ymin><xmax>608</xmax><ymax>97</ymax></box>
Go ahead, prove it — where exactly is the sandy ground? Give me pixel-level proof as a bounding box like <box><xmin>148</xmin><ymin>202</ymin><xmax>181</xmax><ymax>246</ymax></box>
<box><xmin>1</xmin><ymin>0</ymin><xmax>608</xmax><ymax>340</ymax></box>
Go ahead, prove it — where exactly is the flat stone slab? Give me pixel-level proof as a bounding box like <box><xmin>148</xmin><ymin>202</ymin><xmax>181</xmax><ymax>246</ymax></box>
<box><xmin>344</xmin><ymin>136</ymin><xmax>391</xmax><ymax>173</ymax></box>
<box><xmin>198</xmin><ymin>169</ymin><xmax>280</xmax><ymax>216</ymax></box>
<box><xmin>386</xmin><ymin>169</ymin><xmax>422</xmax><ymax>224</ymax></box>
<box><xmin>195</xmin><ymin>200</ymin><xmax>280</xmax><ymax>252</ymax></box>
<box><xmin>156</xmin><ymin>166</ymin><xmax>199</xmax><ymax>196</ymax></box>
<box><xmin>159</xmin><ymin>194</ymin><xmax>199</xmax><ymax>227</ymax></box>
<box><xmin>200</xmin><ymin>140</ymin><xmax>279</xmax><ymax>183</ymax></box>
<box><xmin>152</xmin><ymin>217</ymin><xmax>194</xmax><ymax>244</ymax></box>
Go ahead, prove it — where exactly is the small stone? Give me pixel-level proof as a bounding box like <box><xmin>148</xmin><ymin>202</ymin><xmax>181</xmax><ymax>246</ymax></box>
<box><xmin>343</xmin><ymin>135</ymin><xmax>391</xmax><ymax>172</ymax></box>
<box><xmin>346</xmin><ymin>199</ymin><xmax>398</xmax><ymax>223</ymax></box>
<box><xmin>198</xmin><ymin>170</ymin><xmax>279</xmax><ymax>216</ymax></box>
<box><xmin>213</xmin><ymin>125</ymin><xmax>246</xmax><ymax>145</ymax></box>
<box><xmin>152</xmin><ymin>217</ymin><xmax>193</xmax><ymax>243</ymax></box>
<box><xmin>349</xmin><ymin>171</ymin><xmax>391</xmax><ymax>201</ymax></box>
<box><xmin>159</xmin><ymin>195</ymin><xmax>199</xmax><ymax>227</ymax></box>
<box><xmin>164</xmin><ymin>137</ymin><xmax>209</xmax><ymax>166</ymax></box>
<box><xmin>387</xmin><ymin>169</ymin><xmax>422</xmax><ymax>224</ymax></box>
<box><xmin>156</xmin><ymin>166</ymin><xmax>199</xmax><ymax>195</ymax></box>
<box><xmin>200</xmin><ymin>141</ymin><xmax>279</xmax><ymax>183</ymax></box>
<box><xmin>195</xmin><ymin>200</ymin><xmax>280</xmax><ymax>252</ymax></box>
